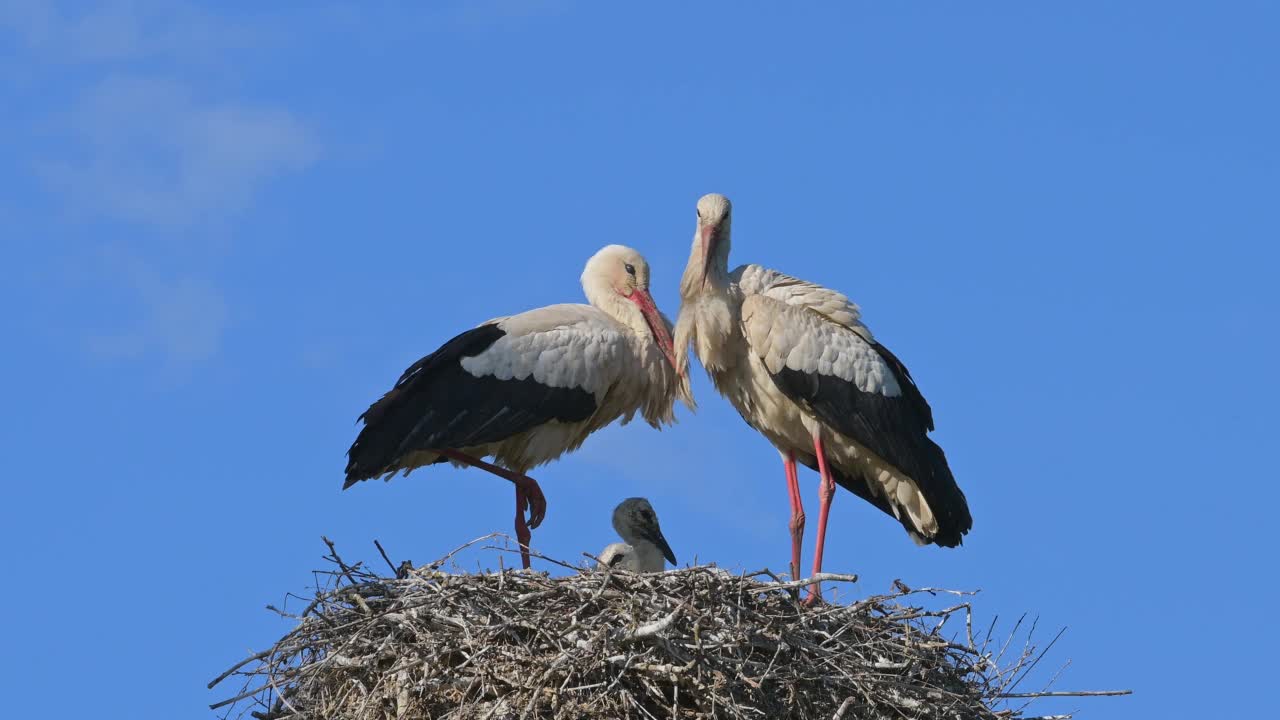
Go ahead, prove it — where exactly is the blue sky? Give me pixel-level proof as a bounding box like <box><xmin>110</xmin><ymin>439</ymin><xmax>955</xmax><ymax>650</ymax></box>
<box><xmin>2</xmin><ymin>1</ymin><xmax>1276</xmax><ymax>717</ymax></box>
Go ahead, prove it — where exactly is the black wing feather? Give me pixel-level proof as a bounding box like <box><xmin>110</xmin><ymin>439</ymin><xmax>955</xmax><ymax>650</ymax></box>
<box><xmin>769</xmin><ymin>342</ymin><xmax>971</xmax><ymax>546</ymax></box>
<box><xmin>344</xmin><ymin>324</ymin><xmax>597</xmax><ymax>487</ymax></box>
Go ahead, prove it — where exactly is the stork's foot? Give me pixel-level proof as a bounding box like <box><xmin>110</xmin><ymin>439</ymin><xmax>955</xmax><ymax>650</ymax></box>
<box><xmin>509</xmin><ymin>473</ymin><xmax>544</xmax><ymax>570</ymax></box>
<box><xmin>517</xmin><ymin>474</ymin><xmax>546</xmax><ymax>530</ymax></box>
<box><xmin>802</xmin><ymin>585</ymin><xmax>826</xmax><ymax>607</ymax></box>
<box><xmin>788</xmin><ymin>517</ymin><xmax>805</xmax><ymax>584</ymax></box>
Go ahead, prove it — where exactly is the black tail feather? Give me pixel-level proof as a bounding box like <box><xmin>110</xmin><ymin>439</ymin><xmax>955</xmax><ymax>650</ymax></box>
<box><xmin>802</xmin><ymin>443</ymin><xmax>971</xmax><ymax>548</ymax></box>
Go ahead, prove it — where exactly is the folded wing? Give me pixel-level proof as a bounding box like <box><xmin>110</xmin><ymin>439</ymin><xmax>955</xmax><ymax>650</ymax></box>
<box><xmin>345</xmin><ymin>305</ymin><xmax>630</xmax><ymax>486</ymax></box>
<box><xmin>737</xmin><ymin>267</ymin><xmax>970</xmax><ymax>545</ymax></box>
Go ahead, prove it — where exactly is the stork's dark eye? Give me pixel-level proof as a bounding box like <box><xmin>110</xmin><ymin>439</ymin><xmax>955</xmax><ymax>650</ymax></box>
<box><xmin>696</xmin><ymin>209</ymin><xmax>702</xmax><ymax>219</ymax></box>
<box><xmin>624</xmin><ymin>263</ymin><xmax>636</xmax><ymax>276</ymax></box>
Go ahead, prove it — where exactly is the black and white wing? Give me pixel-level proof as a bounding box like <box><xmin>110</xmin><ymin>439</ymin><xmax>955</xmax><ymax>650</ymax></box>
<box><xmin>344</xmin><ymin>304</ymin><xmax>630</xmax><ymax>486</ymax></box>
<box><xmin>735</xmin><ymin>265</ymin><xmax>971</xmax><ymax>546</ymax></box>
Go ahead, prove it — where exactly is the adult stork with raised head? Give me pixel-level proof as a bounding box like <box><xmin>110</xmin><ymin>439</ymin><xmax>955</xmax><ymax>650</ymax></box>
<box><xmin>674</xmin><ymin>194</ymin><xmax>971</xmax><ymax>601</ymax></box>
<box><xmin>346</xmin><ymin>245</ymin><xmax>692</xmax><ymax>569</ymax></box>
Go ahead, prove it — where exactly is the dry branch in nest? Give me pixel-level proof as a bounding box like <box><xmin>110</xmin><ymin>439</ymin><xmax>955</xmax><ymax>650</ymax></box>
<box><xmin>210</xmin><ymin>536</ymin><xmax>1128</xmax><ymax>720</ymax></box>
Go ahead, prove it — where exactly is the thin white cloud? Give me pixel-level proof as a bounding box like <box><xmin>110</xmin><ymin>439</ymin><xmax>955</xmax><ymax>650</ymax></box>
<box><xmin>0</xmin><ymin>0</ymin><xmax>259</xmax><ymax>64</ymax></box>
<box><xmin>40</xmin><ymin>74</ymin><xmax>316</xmax><ymax>227</ymax></box>
<box><xmin>3</xmin><ymin>1</ymin><xmax>316</xmax><ymax>369</ymax></box>
<box><xmin>84</xmin><ymin>255</ymin><xmax>229</xmax><ymax>370</ymax></box>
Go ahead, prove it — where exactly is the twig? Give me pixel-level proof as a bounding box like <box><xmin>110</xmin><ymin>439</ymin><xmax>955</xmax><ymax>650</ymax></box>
<box><xmin>372</xmin><ymin>539</ymin><xmax>399</xmax><ymax>577</ymax></box>
<box><xmin>320</xmin><ymin>536</ymin><xmax>359</xmax><ymax>586</ymax></box>
<box><xmin>210</xmin><ymin>680</ymin><xmax>275</xmax><ymax>710</ymax></box>
<box><xmin>1006</xmin><ymin>626</ymin><xmax>1066</xmax><ymax>695</ymax></box>
<box><xmin>760</xmin><ymin>572</ymin><xmax>861</xmax><ymax>591</ymax></box>
<box><xmin>999</xmin><ymin>690</ymin><xmax>1132</xmax><ymax>698</ymax></box>
<box><xmin>832</xmin><ymin>696</ymin><xmax>857</xmax><ymax>719</ymax></box>
<box><xmin>625</xmin><ymin>604</ymin><xmax>685</xmax><ymax>641</ymax></box>
<box><xmin>482</xmin><ymin>540</ymin><xmax>582</xmax><ymax>572</ymax></box>
<box><xmin>207</xmin><ymin>648</ymin><xmax>271</xmax><ymax>689</ymax></box>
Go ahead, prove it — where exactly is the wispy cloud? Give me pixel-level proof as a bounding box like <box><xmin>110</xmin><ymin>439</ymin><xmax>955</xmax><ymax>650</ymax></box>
<box><xmin>0</xmin><ymin>0</ymin><xmax>259</xmax><ymax>65</ymax></box>
<box><xmin>85</xmin><ymin>263</ymin><xmax>229</xmax><ymax>370</ymax></box>
<box><xmin>3</xmin><ymin>1</ymin><xmax>316</xmax><ymax>369</ymax></box>
<box><xmin>4</xmin><ymin>2</ymin><xmax>318</xmax><ymax>227</ymax></box>
<box><xmin>40</xmin><ymin>74</ymin><xmax>316</xmax><ymax>227</ymax></box>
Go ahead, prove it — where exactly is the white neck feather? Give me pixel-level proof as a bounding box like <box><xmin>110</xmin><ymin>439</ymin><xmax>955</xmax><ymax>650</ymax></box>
<box><xmin>583</xmin><ymin>275</ymin><xmax>649</xmax><ymax>339</ymax></box>
<box><xmin>674</xmin><ymin>225</ymin><xmax>740</xmax><ymax>374</ymax></box>
<box><xmin>677</xmin><ymin>223</ymin><xmax>732</xmax><ymax>300</ymax></box>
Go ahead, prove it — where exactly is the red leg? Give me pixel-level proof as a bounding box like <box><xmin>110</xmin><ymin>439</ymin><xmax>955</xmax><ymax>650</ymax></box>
<box><xmin>782</xmin><ymin>450</ymin><xmax>805</xmax><ymax>582</ymax></box>
<box><xmin>436</xmin><ymin>449</ymin><xmax>546</xmax><ymax>527</ymax></box>
<box><xmin>513</xmin><ymin>485</ymin><xmax>531</xmax><ymax>569</ymax></box>
<box><xmin>437</xmin><ymin>449</ymin><xmax>545</xmax><ymax>570</ymax></box>
<box><xmin>805</xmin><ymin>434</ymin><xmax>837</xmax><ymax>605</ymax></box>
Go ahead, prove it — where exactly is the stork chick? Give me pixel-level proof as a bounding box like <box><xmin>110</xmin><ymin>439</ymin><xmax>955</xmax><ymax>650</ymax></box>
<box><xmin>595</xmin><ymin>497</ymin><xmax>677</xmax><ymax>572</ymax></box>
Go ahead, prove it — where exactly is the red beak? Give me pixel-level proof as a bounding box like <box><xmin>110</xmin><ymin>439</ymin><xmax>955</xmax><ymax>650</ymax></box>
<box><xmin>699</xmin><ymin>224</ymin><xmax>717</xmax><ymax>287</ymax></box>
<box><xmin>629</xmin><ymin>288</ymin><xmax>678</xmax><ymax>372</ymax></box>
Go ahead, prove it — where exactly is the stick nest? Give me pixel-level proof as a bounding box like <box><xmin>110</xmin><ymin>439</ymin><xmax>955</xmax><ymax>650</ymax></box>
<box><xmin>210</xmin><ymin>539</ymin><xmax>1106</xmax><ymax>720</ymax></box>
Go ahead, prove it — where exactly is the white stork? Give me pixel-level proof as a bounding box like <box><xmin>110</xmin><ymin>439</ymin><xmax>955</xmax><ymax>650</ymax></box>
<box><xmin>595</xmin><ymin>497</ymin><xmax>677</xmax><ymax>572</ymax></box>
<box><xmin>674</xmin><ymin>194</ymin><xmax>971</xmax><ymax>601</ymax></box>
<box><xmin>346</xmin><ymin>245</ymin><xmax>693</xmax><ymax>569</ymax></box>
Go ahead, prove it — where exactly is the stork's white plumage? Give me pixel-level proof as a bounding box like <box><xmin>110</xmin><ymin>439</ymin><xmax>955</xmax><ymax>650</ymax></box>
<box><xmin>346</xmin><ymin>245</ymin><xmax>693</xmax><ymax>569</ymax></box>
<box><xmin>595</xmin><ymin>497</ymin><xmax>676</xmax><ymax>573</ymax></box>
<box><xmin>674</xmin><ymin>194</ymin><xmax>971</xmax><ymax>602</ymax></box>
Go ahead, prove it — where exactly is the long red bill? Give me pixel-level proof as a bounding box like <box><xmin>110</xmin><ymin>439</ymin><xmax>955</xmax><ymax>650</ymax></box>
<box><xmin>629</xmin><ymin>288</ymin><xmax>678</xmax><ymax>372</ymax></box>
<box><xmin>699</xmin><ymin>224</ymin><xmax>716</xmax><ymax>287</ymax></box>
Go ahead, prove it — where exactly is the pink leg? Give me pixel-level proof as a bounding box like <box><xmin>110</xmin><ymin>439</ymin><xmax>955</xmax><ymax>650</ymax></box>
<box><xmin>805</xmin><ymin>434</ymin><xmax>837</xmax><ymax>605</ymax></box>
<box><xmin>437</xmin><ymin>449</ymin><xmax>545</xmax><ymax>570</ymax></box>
<box><xmin>513</xmin><ymin>485</ymin><xmax>531</xmax><ymax>570</ymax></box>
<box><xmin>782</xmin><ymin>450</ymin><xmax>805</xmax><ymax>582</ymax></box>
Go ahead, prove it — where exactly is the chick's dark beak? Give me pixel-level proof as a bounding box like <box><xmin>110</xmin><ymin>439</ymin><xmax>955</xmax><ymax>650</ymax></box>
<box><xmin>645</xmin><ymin>528</ymin><xmax>677</xmax><ymax>566</ymax></box>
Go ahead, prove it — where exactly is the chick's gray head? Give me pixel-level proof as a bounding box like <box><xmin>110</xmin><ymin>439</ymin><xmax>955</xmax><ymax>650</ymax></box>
<box><xmin>612</xmin><ymin>497</ymin><xmax>676</xmax><ymax>565</ymax></box>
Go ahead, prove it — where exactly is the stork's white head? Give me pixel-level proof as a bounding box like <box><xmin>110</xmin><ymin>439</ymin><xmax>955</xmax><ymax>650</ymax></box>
<box><xmin>696</xmin><ymin>193</ymin><xmax>733</xmax><ymax>229</ymax></box>
<box><xmin>581</xmin><ymin>245</ymin><xmax>678</xmax><ymax>372</ymax></box>
<box><xmin>612</xmin><ymin>496</ymin><xmax>677</xmax><ymax>567</ymax></box>
<box><xmin>684</xmin><ymin>193</ymin><xmax>733</xmax><ymax>295</ymax></box>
